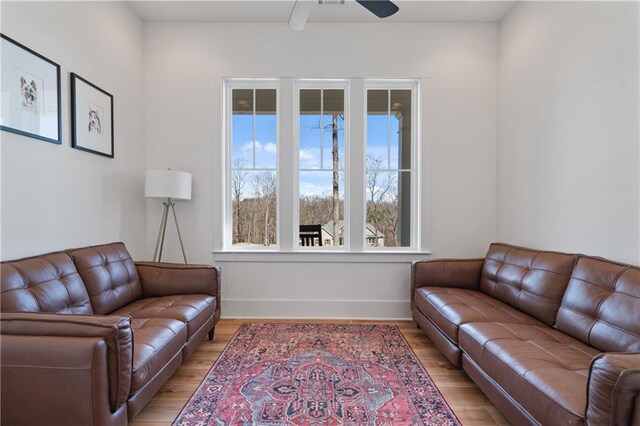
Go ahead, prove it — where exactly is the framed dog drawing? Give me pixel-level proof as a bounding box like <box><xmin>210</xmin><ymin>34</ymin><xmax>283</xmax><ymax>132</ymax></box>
<box><xmin>0</xmin><ymin>34</ymin><xmax>62</xmax><ymax>144</ymax></box>
<box><xmin>70</xmin><ymin>73</ymin><xmax>114</xmax><ymax>158</ymax></box>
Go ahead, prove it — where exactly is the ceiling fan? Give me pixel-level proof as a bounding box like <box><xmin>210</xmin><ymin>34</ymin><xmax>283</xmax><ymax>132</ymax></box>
<box><xmin>288</xmin><ymin>0</ymin><xmax>399</xmax><ymax>31</ymax></box>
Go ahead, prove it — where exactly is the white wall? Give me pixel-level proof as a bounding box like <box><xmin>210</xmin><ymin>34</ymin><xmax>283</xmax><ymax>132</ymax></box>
<box><xmin>1</xmin><ymin>2</ymin><xmax>146</xmax><ymax>260</ymax></box>
<box><xmin>498</xmin><ymin>1</ymin><xmax>640</xmax><ymax>264</ymax></box>
<box><xmin>144</xmin><ymin>23</ymin><xmax>498</xmax><ymax>318</ymax></box>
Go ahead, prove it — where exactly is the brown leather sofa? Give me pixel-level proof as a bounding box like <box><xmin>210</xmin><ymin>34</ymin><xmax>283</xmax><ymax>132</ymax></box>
<box><xmin>0</xmin><ymin>242</ymin><xmax>221</xmax><ymax>426</ymax></box>
<box><xmin>412</xmin><ymin>242</ymin><xmax>640</xmax><ymax>426</ymax></box>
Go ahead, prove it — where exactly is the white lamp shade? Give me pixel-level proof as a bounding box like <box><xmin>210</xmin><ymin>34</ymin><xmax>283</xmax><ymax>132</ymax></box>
<box><xmin>145</xmin><ymin>169</ymin><xmax>192</xmax><ymax>200</ymax></box>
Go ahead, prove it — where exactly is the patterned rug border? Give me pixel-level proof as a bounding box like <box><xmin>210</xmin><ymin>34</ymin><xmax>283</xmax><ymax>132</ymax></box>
<box><xmin>172</xmin><ymin>322</ymin><xmax>248</xmax><ymax>419</ymax></box>
<box><xmin>173</xmin><ymin>322</ymin><xmax>461</xmax><ymax>425</ymax></box>
<box><xmin>390</xmin><ymin>324</ymin><xmax>461</xmax><ymax>425</ymax></box>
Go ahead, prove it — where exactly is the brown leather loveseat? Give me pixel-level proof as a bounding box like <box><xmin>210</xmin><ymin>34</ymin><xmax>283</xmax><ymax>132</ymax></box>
<box><xmin>0</xmin><ymin>242</ymin><xmax>221</xmax><ymax>425</ymax></box>
<box><xmin>412</xmin><ymin>243</ymin><xmax>640</xmax><ymax>425</ymax></box>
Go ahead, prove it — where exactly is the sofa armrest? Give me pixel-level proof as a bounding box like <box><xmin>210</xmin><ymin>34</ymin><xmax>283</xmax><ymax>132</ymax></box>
<box><xmin>586</xmin><ymin>352</ymin><xmax>640</xmax><ymax>426</ymax></box>
<box><xmin>1</xmin><ymin>312</ymin><xmax>132</xmax><ymax>414</ymax></box>
<box><xmin>135</xmin><ymin>262</ymin><xmax>220</xmax><ymax>298</ymax></box>
<box><xmin>135</xmin><ymin>262</ymin><xmax>222</xmax><ymax>323</ymax></box>
<box><xmin>411</xmin><ymin>259</ymin><xmax>484</xmax><ymax>305</ymax></box>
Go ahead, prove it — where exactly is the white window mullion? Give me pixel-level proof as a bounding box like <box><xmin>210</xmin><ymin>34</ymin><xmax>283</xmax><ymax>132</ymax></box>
<box><xmin>320</xmin><ymin>89</ymin><xmax>324</xmax><ymax>169</ymax></box>
<box><xmin>292</xmin><ymin>81</ymin><xmax>303</xmax><ymax>248</ymax></box>
<box><xmin>219</xmin><ymin>82</ymin><xmax>232</xmax><ymax>251</ymax></box>
<box><xmin>349</xmin><ymin>78</ymin><xmax>365</xmax><ymax>252</ymax></box>
<box><xmin>387</xmin><ymin>89</ymin><xmax>391</xmax><ymax>170</ymax></box>
<box><xmin>279</xmin><ymin>78</ymin><xmax>295</xmax><ymax>251</ymax></box>
<box><xmin>252</xmin><ymin>89</ymin><xmax>257</xmax><ymax>168</ymax></box>
<box><xmin>342</xmin><ymin>83</ymin><xmax>351</xmax><ymax>249</ymax></box>
<box><xmin>416</xmin><ymin>78</ymin><xmax>425</xmax><ymax>252</ymax></box>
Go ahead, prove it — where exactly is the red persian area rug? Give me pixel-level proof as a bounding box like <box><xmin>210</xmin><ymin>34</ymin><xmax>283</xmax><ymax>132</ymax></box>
<box><xmin>174</xmin><ymin>323</ymin><xmax>460</xmax><ymax>426</ymax></box>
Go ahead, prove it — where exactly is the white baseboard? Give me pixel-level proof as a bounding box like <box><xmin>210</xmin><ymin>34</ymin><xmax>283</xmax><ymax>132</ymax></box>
<box><xmin>221</xmin><ymin>298</ymin><xmax>412</xmax><ymax>320</ymax></box>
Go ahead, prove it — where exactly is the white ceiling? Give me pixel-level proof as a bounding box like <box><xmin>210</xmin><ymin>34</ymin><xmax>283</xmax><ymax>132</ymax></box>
<box><xmin>129</xmin><ymin>0</ymin><xmax>517</xmax><ymax>23</ymax></box>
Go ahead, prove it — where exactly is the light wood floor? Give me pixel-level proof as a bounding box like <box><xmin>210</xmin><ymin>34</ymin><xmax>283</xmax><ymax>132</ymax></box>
<box><xmin>130</xmin><ymin>319</ymin><xmax>508</xmax><ymax>426</ymax></box>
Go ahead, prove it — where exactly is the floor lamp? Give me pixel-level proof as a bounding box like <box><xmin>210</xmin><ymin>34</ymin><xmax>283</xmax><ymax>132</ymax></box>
<box><xmin>145</xmin><ymin>169</ymin><xmax>192</xmax><ymax>263</ymax></box>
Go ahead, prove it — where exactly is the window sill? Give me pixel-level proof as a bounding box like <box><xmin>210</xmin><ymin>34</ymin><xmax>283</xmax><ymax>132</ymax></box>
<box><xmin>212</xmin><ymin>250</ymin><xmax>432</xmax><ymax>263</ymax></box>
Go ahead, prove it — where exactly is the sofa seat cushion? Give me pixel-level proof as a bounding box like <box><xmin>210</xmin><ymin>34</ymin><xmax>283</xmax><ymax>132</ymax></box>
<box><xmin>414</xmin><ymin>287</ymin><xmax>541</xmax><ymax>344</ymax></box>
<box><xmin>459</xmin><ymin>322</ymin><xmax>599</xmax><ymax>425</ymax></box>
<box><xmin>129</xmin><ymin>317</ymin><xmax>187</xmax><ymax>394</ymax></box>
<box><xmin>112</xmin><ymin>295</ymin><xmax>215</xmax><ymax>339</ymax></box>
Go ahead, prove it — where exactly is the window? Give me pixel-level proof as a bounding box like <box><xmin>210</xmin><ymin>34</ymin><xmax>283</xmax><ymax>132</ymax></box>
<box><xmin>223</xmin><ymin>78</ymin><xmax>419</xmax><ymax>253</ymax></box>
<box><xmin>365</xmin><ymin>85</ymin><xmax>415</xmax><ymax>248</ymax></box>
<box><xmin>226</xmin><ymin>81</ymin><xmax>278</xmax><ymax>248</ymax></box>
<box><xmin>297</xmin><ymin>82</ymin><xmax>347</xmax><ymax>248</ymax></box>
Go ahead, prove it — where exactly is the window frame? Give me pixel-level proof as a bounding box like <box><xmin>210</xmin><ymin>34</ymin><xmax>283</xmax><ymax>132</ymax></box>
<box><xmin>293</xmin><ymin>79</ymin><xmax>350</xmax><ymax>251</ymax></box>
<box><xmin>223</xmin><ymin>78</ymin><xmax>281</xmax><ymax>251</ymax></box>
<box><xmin>363</xmin><ymin>79</ymin><xmax>421</xmax><ymax>252</ymax></box>
<box><xmin>220</xmin><ymin>77</ymin><xmax>421</xmax><ymax>256</ymax></box>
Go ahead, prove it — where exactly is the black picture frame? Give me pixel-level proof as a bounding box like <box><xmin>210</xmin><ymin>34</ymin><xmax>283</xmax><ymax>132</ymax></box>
<box><xmin>0</xmin><ymin>33</ymin><xmax>62</xmax><ymax>144</ymax></box>
<box><xmin>70</xmin><ymin>73</ymin><xmax>114</xmax><ymax>158</ymax></box>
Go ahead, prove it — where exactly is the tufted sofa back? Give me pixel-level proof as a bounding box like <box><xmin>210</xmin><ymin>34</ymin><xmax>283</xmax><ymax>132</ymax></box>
<box><xmin>1</xmin><ymin>251</ymin><xmax>93</xmax><ymax>314</ymax></box>
<box><xmin>556</xmin><ymin>256</ymin><xmax>640</xmax><ymax>352</ymax></box>
<box><xmin>67</xmin><ymin>242</ymin><xmax>142</xmax><ymax>315</ymax></box>
<box><xmin>480</xmin><ymin>243</ymin><xmax>578</xmax><ymax>325</ymax></box>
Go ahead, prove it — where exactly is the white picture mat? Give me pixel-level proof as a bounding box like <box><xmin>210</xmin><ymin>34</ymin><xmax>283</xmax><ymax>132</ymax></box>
<box><xmin>74</xmin><ymin>77</ymin><xmax>113</xmax><ymax>155</ymax></box>
<box><xmin>0</xmin><ymin>37</ymin><xmax>59</xmax><ymax>140</ymax></box>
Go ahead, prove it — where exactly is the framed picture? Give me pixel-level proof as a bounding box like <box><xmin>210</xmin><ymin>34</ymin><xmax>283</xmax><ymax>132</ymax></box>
<box><xmin>71</xmin><ymin>73</ymin><xmax>114</xmax><ymax>158</ymax></box>
<box><xmin>0</xmin><ymin>34</ymin><xmax>62</xmax><ymax>144</ymax></box>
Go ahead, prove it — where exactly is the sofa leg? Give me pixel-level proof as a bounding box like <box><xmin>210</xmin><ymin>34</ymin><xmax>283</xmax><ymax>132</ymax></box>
<box><xmin>208</xmin><ymin>327</ymin><xmax>215</xmax><ymax>341</ymax></box>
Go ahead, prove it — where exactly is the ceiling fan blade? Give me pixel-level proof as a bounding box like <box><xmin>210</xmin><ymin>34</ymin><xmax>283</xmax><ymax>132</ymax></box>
<box><xmin>356</xmin><ymin>0</ymin><xmax>399</xmax><ymax>18</ymax></box>
<box><xmin>288</xmin><ymin>0</ymin><xmax>312</xmax><ymax>31</ymax></box>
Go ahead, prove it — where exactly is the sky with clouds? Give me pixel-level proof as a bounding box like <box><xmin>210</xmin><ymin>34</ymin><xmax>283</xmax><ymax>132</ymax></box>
<box><xmin>231</xmin><ymin>94</ymin><xmax>404</xmax><ymax>200</ymax></box>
